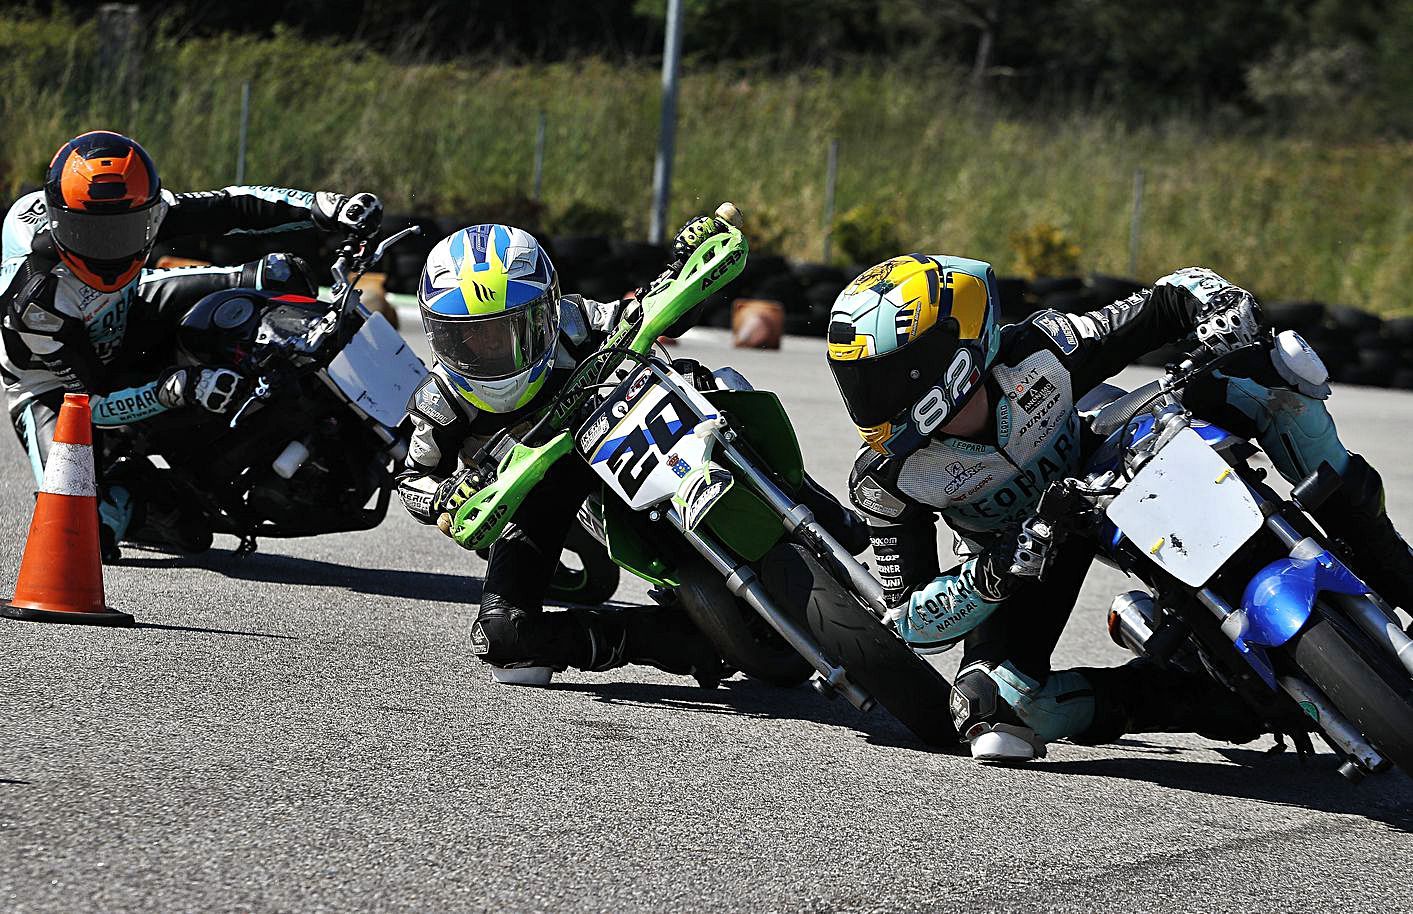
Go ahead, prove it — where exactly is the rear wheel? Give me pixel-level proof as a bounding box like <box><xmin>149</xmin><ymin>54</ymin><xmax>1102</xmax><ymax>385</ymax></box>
<box><xmin>1286</xmin><ymin>602</ymin><xmax>1413</xmax><ymax>775</ymax></box>
<box><xmin>759</xmin><ymin>542</ymin><xmax>959</xmax><ymax>747</ymax></box>
<box><xmin>675</xmin><ymin>556</ymin><xmax>814</xmax><ymax>686</ymax></box>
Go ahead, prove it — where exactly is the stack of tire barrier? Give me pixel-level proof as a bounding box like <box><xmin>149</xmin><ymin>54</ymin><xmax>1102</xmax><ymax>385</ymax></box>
<box><xmin>8</xmin><ymin>189</ymin><xmax>1404</xmax><ymax>390</ymax></box>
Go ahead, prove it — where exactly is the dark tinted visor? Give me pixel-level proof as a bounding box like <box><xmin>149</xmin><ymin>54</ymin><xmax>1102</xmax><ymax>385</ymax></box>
<box><xmin>421</xmin><ymin>295</ymin><xmax>555</xmax><ymax>381</ymax></box>
<box><xmin>828</xmin><ymin>319</ymin><xmax>961</xmax><ymax>428</ymax></box>
<box><xmin>49</xmin><ymin>198</ymin><xmax>162</xmax><ymax>261</ymax></box>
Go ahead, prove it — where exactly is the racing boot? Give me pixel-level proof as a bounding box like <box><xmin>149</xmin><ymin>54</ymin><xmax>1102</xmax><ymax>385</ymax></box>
<box><xmin>1311</xmin><ymin>454</ymin><xmax>1413</xmax><ymax>632</ymax></box>
<box><xmin>950</xmin><ymin>661</ymin><xmax>1099</xmax><ymax>764</ymax></box>
<box><xmin>574</xmin><ymin>606</ymin><xmax>727</xmax><ymax>688</ymax></box>
<box><xmin>473</xmin><ymin>599</ymin><xmax>726</xmax><ymax>688</ymax></box>
<box><xmin>1078</xmin><ymin>659</ymin><xmax>1266</xmax><ymax>746</ymax></box>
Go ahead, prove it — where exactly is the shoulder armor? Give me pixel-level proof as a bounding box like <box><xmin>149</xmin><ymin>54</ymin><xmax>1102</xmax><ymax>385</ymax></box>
<box><xmin>408</xmin><ymin>371</ymin><xmax>472</xmax><ymax>428</ymax></box>
<box><xmin>558</xmin><ymin>294</ymin><xmax>592</xmax><ymax>346</ymax></box>
<box><xmin>849</xmin><ymin>446</ymin><xmax>914</xmax><ymax>522</ymax></box>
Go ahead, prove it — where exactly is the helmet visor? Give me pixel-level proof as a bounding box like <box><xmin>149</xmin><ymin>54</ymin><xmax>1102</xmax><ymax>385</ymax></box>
<box><xmin>48</xmin><ymin>199</ymin><xmax>162</xmax><ymax>262</ymax></box>
<box><xmin>422</xmin><ymin>294</ymin><xmax>556</xmax><ymax>381</ymax></box>
<box><xmin>828</xmin><ymin>318</ymin><xmax>963</xmax><ymax>428</ymax></box>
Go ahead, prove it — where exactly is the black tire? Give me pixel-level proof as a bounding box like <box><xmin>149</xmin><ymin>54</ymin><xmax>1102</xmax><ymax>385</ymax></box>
<box><xmin>759</xmin><ymin>542</ymin><xmax>959</xmax><ymax>747</ymax></box>
<box><xmin>545</xmin><ymin>524</ymin><xmax>621</xmax><ymax>606</ymax></box>
<box><xmin>1286</xmin><ymin>606</ymin><xmax>1413</xmax><ymax>775</ymax></box>
<box><xmin>675</xmin><ymin>557</ymin><xmax>813</xmax><ymax>687</ymax></box>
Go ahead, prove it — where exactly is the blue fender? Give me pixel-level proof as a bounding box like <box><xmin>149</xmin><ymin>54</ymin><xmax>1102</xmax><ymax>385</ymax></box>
<box><xmin>1240</xmin><ymin>549</ymin><xmax>1368</xmax><ymax>648</ymax></box>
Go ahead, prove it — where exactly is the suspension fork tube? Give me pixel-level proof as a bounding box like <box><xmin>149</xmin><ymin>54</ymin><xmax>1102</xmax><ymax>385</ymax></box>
<box><xmin>1277</xmin><ymin>675</ymin><xmax>1388</xmax><ymax>775</ymax></box>
<box><xmin>666</xmin><ymin>508</ymin><xmax>875</xmax><ymax>711</ymax></box>
<box><xmin>716</xmin><ymin>439</ymin><xmax>887</xmax><ymax>615</ymax></box>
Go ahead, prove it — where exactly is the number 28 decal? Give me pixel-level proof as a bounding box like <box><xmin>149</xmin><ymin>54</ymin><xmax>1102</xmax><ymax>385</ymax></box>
<box><xmin>911</xmin><ymin>348</ymin><xmax>981</xmax><ymax>435</ymax></box>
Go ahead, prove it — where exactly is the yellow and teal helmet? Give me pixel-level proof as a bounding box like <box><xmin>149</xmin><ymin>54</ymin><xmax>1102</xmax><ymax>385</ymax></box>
<box><xmin>826</xmin><ymin>254</ymin><xmax>1002</xmax><ymax>456</ymax></box>
<box><xmin>418</xmin><ymin>224</ymin><xmax>561</xmax><ymax>413</ymax></box>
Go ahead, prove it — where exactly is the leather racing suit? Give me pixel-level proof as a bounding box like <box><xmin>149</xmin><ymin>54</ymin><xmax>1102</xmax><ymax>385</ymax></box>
<box><xmin>396</xmin><ymin>294</ymin><xmax>725</xmax><ymax>683</ymax></box>
<box><xmin>850</xmin><ymin>267</ymin><xmax>1391</xmax><ymax>756</ymax></box>
<box><xmin>0</xmin><ymin>186</ymin><xmax>355</xmax><ymax>549</ymax></box>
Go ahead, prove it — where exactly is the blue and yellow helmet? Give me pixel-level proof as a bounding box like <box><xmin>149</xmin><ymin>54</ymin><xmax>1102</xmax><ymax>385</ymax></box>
<box><xmin>826</xmin><ymin>254</ymin><xmax>1001</xmax><ymax>456</ymax></box>
<box><xmin>418</xmin><ymin>224</ymin><xmax>561</xmax><ymax>413</ymax></box>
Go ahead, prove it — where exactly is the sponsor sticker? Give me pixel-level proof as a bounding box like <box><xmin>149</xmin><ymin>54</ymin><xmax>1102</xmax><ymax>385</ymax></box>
<box><xmin>415</xmin><ymin>383</ymin><xmax>456</xmax><ymax>426</ymax></box>
<box><xmin>578</xmin><ymin>414</ymin><xmax>612</xmax><ymax>454</ymax></box>
<box><xmin>1034</xmin><ymin>312</ymin><xmax>1079</xmax><ymax>355</ymax></box>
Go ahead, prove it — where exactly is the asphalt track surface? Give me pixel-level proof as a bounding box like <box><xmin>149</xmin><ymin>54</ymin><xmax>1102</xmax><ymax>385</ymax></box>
<box><xmin>3</xmin><ymin>327</ymin><xmax>1411</xmax><ymax>913</ymax></box>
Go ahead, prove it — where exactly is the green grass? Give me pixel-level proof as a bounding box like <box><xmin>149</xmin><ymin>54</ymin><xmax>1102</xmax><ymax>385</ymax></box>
<box><xmin>2</xmin><ymin>15</ymin><xmax>1410</xmax><ymax>311</ymax></box>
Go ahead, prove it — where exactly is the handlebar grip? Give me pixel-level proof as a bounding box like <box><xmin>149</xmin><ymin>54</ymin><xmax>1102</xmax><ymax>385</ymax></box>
<box><xmin>715</xmin><ymin>201</ymin><xmax>744</xmax><ymax>229</ymax></box>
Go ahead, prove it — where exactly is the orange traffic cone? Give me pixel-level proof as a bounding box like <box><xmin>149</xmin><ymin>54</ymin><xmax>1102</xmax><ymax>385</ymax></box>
<box><xmin>2</xmin><ymin>393</ymin><xmax>133</xmax><ymax>627</ymax></box>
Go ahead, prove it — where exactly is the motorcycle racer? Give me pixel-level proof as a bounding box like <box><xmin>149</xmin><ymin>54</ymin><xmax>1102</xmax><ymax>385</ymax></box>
<box><xmin>396</xmin><ymin>222</ymin><xmax>728</xmax><ymax>687</ymax></box>
<box><xmin>0</xmin><ymin>130</ymin><xmax>382</xmax><ymax>558</ymax></box>
<box><xmin>827</xmin><ymin>255</ymin><xmax>1413</xmax><ymax>762</ymax></box>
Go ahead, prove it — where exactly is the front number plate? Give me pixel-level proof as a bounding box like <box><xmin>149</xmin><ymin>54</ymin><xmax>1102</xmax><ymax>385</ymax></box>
<box><xmin>1105</xmin><ymin>427</ymin><xmax>1264</xmax><ymax>587</ymax></box>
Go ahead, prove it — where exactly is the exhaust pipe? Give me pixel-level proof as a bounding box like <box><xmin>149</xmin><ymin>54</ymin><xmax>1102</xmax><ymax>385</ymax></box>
<box><xmin>1108</xmin><ymin>591</ymin><xmax>1158</xmax><ymax>655</ymax></box>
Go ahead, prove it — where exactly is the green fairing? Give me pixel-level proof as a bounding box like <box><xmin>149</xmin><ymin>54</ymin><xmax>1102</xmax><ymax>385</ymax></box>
<box><xmin>451</xmin><ymin>432</ymin><xmax>574</xmax><ymax>550</ymax></box>
<box><xmin>698</xmin><ymin>389</ymin><xmax>805</xmax><ymax>562</ymax></box>
<box><xmin>602</xmin><ymin>495</ymin><xmax>680</xmax><ymax>587</ymax></box>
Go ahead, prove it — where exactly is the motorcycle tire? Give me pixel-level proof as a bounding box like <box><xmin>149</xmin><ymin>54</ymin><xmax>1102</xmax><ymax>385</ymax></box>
<box><xmin>1287</xmin><ymin>603</ymin><xmax>1413</xmax><ymax>776</ymax></box>
<box><xmin>758</xmin><ymin>542</ymin><xmax>959</xmax><ymax>747</ymax></box>
<box><xmin>675</xmin><ymin>556</ymin><xmax>813</xmax><ymax>687</ymax></box>
<box><xmin>546</xmin><ymin>523</ymin><xmax>622</xmax><ymax>606</ymax></box>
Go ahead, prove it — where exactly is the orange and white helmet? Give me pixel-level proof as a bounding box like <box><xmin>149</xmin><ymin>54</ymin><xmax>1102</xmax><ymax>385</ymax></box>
<box><xmin>44</xmin><ymin>131</ymin><xmax>163</xmax><ymax>292</ymax></box>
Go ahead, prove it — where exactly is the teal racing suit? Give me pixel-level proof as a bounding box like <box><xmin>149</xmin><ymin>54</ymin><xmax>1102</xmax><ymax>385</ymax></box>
<box><xmin>851</xmin><ymin>267</ymin><xmax>1361</xmax><ymax>752</ymax></box>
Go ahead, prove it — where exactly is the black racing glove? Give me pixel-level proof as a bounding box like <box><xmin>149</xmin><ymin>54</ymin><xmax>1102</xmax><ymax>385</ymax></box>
<box><xmin>312</xmin><ymin>191</ymin><xmax>384</xmax><ymax>238</ymax></box>
<box><xmin>157</xmin><ymin>366</ymin><xmax>246</xmax><ymax>414</ymax></box>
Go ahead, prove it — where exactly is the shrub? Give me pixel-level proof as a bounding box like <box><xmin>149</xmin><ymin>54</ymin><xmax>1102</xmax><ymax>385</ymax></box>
<box><xmin>1009</xmin><ymin>223</ymin><xmax>1082</xmax><ymax>279</ymax></box>
<box><xmin>549</xmin><ymin>199</ymin><xmax>628</xmax><ymax>237</ymax></box>
<box><xmin>831</xmin><ymin>204</ymin><xmax>902</xmax><ymax>267</ymax></box>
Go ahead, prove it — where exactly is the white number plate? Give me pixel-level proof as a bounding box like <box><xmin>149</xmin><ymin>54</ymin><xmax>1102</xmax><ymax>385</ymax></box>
<box><xmin>579</xmin><ymin>367</ymin><xmax>717</xmax><ymax>510</ymax></box>
<box><xmin>326</xmin><ymin>312</ymin><xmax>428</xmax><ymax>428</ymax></box>
<box><xmin>1105</xmin><ymin>427</ymin><xmax>1264</xmax><ymax>586</ymax></box>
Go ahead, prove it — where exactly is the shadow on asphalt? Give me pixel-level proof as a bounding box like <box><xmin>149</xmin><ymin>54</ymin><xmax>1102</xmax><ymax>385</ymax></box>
<box><xmin>134</xmin><ymin>620</ymin><xmax>299</xmax><ymax>639</ymax></box>
<box><xmin>552</xmin><ymin>677</ymin><xmax>970</xmax><ymax>756</ymax></box>
<box><xmin>1040</xmin><ymin>748</ymin><xmax>1413</xmax><ymax>832</ymax></box>
<box><xmin>121</xmin><ymin>550</ymin><xmax>483</xmax><ymax>604</ymax></box>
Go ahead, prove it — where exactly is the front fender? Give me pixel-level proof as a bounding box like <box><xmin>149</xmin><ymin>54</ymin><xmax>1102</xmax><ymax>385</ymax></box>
<box><xmin>1240</xmin><ymin>547</ymin><xmax>1367</xmax><ymax>648</ymax></box>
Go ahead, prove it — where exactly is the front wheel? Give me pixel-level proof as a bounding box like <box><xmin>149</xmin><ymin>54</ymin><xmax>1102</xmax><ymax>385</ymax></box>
<box><xmin>675</xmin><ymin>556</ymin><xmax>814</xmax><ymax>687</ymax></box>
<box><xmin>1286</xmin><ymin>603</ymin><xmax>1413</xmax><ymax>776</ymax></box>
<box><xmin>759</xmin><ymin>542</ymin><xmax>959</xmax><ymax>747</ymax></box>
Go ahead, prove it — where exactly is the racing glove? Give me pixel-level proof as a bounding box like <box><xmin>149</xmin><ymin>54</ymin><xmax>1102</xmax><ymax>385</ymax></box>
<box><xmin>312</xmin><ymin>191</ymin><xmax>384</xmax><ymax>238</ymax></box>
<box><xmin>431</xmin><ymin>467</ymin><xmax>486</xmax><ymax>540</ymax></box>
<box><xmin>156</xmin><ymin>367</ymin><xmax>245</xmax><ymax>414</ymax></box>
<box><xmin>1159</xmin><ymin>267</ymin><xmax>1264</xmax><ymax>356</ymax></box>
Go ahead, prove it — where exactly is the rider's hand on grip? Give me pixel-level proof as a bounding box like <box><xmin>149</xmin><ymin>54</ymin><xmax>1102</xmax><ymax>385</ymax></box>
<box><xmin>314</xmin><ymin>191</ymin><xmax>384</xmax><ymax>238</ymax></box>
<box><xmin>432</xmin><ymin>466</ymin><xmax>484</xmax><ymax>541</ymax></box>
<box><xmin>158</xmin><ymin>366</ymin><xmax>245</xmax><ymax>414</ymax></box>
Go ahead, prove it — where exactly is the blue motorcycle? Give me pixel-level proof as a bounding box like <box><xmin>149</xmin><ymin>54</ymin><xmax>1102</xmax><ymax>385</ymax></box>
<box><xmin>1015</xmin><ymin>341</ymin><xmax>1413</xmax><ymax>782</ymax></box>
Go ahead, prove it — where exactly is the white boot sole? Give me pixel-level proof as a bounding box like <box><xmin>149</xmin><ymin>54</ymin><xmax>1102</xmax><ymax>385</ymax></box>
<box><xmin>489</xmin><ymin>666</ymin><xmax>554</xmax><ymax>686</ymax></box>
<box><xmin>970</xmin><ymin>729</ymin><xmax>1039</xmax><ymax>764</ymax></box>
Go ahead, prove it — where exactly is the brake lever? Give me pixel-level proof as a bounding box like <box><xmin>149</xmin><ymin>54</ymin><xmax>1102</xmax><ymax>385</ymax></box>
<box><xmin>228</xmin><ymin>376</ymin><xmax>273</xmax><ymax>429</ymax></box>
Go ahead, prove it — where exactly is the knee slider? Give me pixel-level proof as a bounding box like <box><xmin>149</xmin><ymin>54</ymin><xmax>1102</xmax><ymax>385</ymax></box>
<box><xmin>949</xmin><ymin>662</ymin><xmax>1024</xmax><ymax>739</ymax></box>
<box><xmin>471</xmin><ymin>598</ymin><xmax>532</xmax><ymax>666</ymax></box>
<box><xmin>243</xmin><ymin>253</ymin><xmax>318</xmax><ymax>296</ymax></box>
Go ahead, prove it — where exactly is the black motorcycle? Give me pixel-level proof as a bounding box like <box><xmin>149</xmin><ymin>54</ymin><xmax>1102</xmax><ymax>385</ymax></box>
<box><xmin>103</xmin><ymin>227</ymin><xmax>427</xmax><ymax>555</ymax></box>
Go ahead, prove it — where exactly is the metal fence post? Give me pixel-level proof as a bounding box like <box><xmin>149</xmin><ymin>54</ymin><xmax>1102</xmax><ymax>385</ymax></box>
<box><xmin>822</xmin><ymin>138</ymin><xmax>840</xmax><ymax>263</ymax></box>
<box><xmin>649</xmin><ymin>0</ymin><xmax>685</xmax><ymax>244</ymax></box>
<box><xmin>236</xmin><ymin>81</ymin><xmax>251</xmax><ymax>185</ymax></box>
<box><xmin>532</xmin><ymin>111</ymin><xmax>547</xmax><ymax>201</ymax></box>
<box><xmin>1128</xmin><ymin>168</ymin><xmax>1145</xmax><ymax>277</ymax></box>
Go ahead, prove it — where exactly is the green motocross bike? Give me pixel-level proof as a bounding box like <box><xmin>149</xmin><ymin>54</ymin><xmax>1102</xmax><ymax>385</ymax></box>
<box><xmin>442</xmin><ymin>204</ymin><xmax>957</xmax><ymax>747</ymax></box>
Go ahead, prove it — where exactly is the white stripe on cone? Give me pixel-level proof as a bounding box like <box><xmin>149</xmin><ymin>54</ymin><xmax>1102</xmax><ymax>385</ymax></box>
<box><xmin>38</xmin><ymin>441</ymin><xmax>97</xmax><ymax>498</ymax></box>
